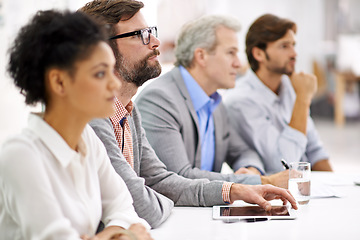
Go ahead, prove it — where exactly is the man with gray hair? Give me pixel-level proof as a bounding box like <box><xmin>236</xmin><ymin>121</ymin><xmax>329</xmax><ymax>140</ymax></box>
<box><xmin>81</xmin><ymin>0</ymin><xmax>296</xmax><ymax>230</ymax></box>
<box><xmin>136</xmin><ymin>15</ymin><xmax>289</xmax><ymax>188</ymax></box>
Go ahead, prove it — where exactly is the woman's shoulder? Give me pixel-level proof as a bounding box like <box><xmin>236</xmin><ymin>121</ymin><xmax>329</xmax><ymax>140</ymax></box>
<box><xmin>0</xmin><ymin>130</ymin><xmax>45</xmax><ymax>173</ymax></box>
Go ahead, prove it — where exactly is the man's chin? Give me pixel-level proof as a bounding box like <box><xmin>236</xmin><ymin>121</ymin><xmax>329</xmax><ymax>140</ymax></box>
<box><xmin>150</xmin><ymin>59</ymin><xmax>162</xmax><ymax>70</ymax></box>
<box><xmin>135</xmin><ymin>68</ymin><xmax>162</xmax><ymax>87</ymax></box>
<box><xmin>286</xmin><ymin>65</ymin><xmax>295</xmax><ymax>75</ymax></box>
<box><xmin>284</xmin><ymin>68</ymin><xmax>294</xmax><ymax>76</ymax></box>
<box><xmin>285</xmin><ymin>72</ymin><xmax>293</xmax><ymax>77</ymax></box>
<box><xmin>150</xmin><ymin>62</ymin><xmax>162</xmax><ymax>78</ymax></box>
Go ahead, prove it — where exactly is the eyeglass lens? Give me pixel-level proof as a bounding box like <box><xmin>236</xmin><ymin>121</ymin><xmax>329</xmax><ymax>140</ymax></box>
<box><xmin>141</xmin><ymin>27</ymin><xmax>157</xmax><ymax>45</ymax></box>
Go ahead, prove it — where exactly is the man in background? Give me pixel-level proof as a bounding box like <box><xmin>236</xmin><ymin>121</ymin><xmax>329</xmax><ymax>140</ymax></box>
<box><xmin>224</xmin><ymin>14</ymin><xmax>332</xmax><ymax>174</ymax></box>
<box><xmin>135</xmin><ymin>15</ymin><xmax>289</xmax><ymax>183</ymax></box>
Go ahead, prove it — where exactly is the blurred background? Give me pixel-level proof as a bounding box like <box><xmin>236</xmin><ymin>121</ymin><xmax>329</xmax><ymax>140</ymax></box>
<box><xmin>0</xmin><ymin>0</ymin><xmax>359</xmax><ymax>173</ymax></box>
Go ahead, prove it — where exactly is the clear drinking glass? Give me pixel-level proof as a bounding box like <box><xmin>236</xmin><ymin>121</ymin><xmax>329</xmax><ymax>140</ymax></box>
<box><xmin>288</xmin><ymin>162</ymin><xmax>311</xmax><ymax>205</ymax></box>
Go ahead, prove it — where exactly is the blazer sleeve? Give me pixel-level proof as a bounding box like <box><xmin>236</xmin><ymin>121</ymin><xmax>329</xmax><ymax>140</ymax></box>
<box><xmin>213</xmin><ymin>104</ymin><xmax>265</xmax><ymax>174</ymax></box>
<box><xmin>89</xmin><ymin>126</ymin><xmax>150</xmax><ymax>230</ymax></box>
<box><xmin>225</xmin><ymin>123</ymin><xmax>266</xmax><ymax>174</ymax></box>
<box><xmin>135</xmin><ymin>84</ymin><xmax>261</xmax><ymax>185</ymax></box>
<box><xmin>130</xmin><ymin>105</ymin><xmax>227</xmax><ymax>207</ymax></box>
<box><xmin>89</xmin><ymin>118</ymin><xmax>173</xmax><ymax>229</ymax></box>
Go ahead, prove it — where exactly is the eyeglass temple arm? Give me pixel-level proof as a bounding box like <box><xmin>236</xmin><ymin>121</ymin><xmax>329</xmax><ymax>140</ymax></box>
<box><xmin>109</xmin><ymin>31</ymin><xmax>141</xmax><ymax>40</ymax></box>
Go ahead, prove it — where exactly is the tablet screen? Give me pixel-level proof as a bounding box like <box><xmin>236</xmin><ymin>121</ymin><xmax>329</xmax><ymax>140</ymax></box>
<box><xmin>220</xmin><ymin>206</ymin><xmax>290</xmax><ymax>217</ymax></box>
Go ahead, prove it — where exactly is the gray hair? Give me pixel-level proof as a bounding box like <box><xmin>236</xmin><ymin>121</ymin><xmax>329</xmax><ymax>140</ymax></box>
<box><xmin>174</xmin><ymin>15</ymin><xmax>241</xmax><ymax>68</ymax></box>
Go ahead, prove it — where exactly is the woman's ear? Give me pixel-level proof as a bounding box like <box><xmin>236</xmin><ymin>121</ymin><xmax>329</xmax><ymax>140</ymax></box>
<box><xmin>252</xmin><ymin>47</ymin><xmax>266</xmax><ymax>63</ymax></box>
<box><xmin>46</xmin><ymin>68</ymin><xmax>68</xmax><ymax>97</ymax></box>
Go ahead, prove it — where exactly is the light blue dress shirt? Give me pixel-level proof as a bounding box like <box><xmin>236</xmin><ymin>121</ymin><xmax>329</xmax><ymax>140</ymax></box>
<box><xmin>180</xmin><ymin>66</ymin><xmax>221</xmax><ymax>171</ymax></box>
<box><xmin>223</xmin><ymin>70</ymin><xmax>329</xmax><ymax>174</ymax></box>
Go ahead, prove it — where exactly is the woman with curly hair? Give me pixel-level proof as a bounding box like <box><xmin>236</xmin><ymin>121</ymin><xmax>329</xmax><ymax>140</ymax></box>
<box><xmin>0</xmin><ymin>9</ymin><xmax>152</xmax><ymax>240</ymax></box>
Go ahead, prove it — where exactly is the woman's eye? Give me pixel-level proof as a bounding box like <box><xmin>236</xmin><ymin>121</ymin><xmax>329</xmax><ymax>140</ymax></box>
<box><xmin>95</xmin><ymin>71</ymin><xmax>105</xmax><ymax>78</ymax></box>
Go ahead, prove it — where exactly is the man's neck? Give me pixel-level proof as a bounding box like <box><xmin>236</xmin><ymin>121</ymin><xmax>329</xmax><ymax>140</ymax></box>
<box><xmin>255</xmin><ymin>69</ymin><xmax>283</xmax><ymax>94</ymax></box>
<box><xmin>187</xmin><ymin>67</ymin><xmax>217</xmax><ymax>97</ymax></box>
<box><xmin>117</xmin><ymin>81</ymin><xmax>138</xmax><ymax>106</ymax></box>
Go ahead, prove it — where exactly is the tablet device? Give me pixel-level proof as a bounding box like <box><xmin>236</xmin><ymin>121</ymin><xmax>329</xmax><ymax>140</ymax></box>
<box><xmin>212</xmin><ymin>205</ymin><xmax>296</xmax><ymax>221</ymax></box>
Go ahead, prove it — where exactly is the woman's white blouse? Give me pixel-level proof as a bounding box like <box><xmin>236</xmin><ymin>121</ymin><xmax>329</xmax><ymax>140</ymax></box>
<box><xmin>0</xmin><ymin>113</ymin><xmax>149</xmax><ymax>240</ymax></box>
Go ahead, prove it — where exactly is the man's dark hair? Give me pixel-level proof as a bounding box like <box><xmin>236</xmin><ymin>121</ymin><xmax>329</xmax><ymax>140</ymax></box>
<box><xmin>79</xmin><ymin>0</ymin><xmax>144</xmax><ymax>71</ymax></box>
<box><xmin>7</xmin><ymin>10</ymin><xmax>107</xmax><ymax>105</ymax></box>
<box><xmin>246</xmin><ymin>14</ymin><xmax>297</xmax><ymax>72</ymax></box>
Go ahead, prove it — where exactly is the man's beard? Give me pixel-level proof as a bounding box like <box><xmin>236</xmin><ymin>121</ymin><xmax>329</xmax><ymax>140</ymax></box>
<box><xmin>117</xmin><ymin>49</ymin><xmax>162</xmax><ymax>87</ymax></box>
<box><xmin>264</xmin><ymin>51</ymin><xmax>295</xmax><ymax>76</ymax></box>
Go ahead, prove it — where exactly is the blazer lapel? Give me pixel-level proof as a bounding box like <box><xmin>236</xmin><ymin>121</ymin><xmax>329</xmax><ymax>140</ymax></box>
<box><xmin>171</xmin><ymin>67</ymin><xmax>202</xmax><ymax>168</ymax></box>
<box><xmin>129</xmin><ymin>116</ymin><xmax>140</xmax><ymax>175</ymax></box>
<box><xmin>212</xmin><ymin>108</ymin><xmax>224</xmax><ymax>172</ymax></box>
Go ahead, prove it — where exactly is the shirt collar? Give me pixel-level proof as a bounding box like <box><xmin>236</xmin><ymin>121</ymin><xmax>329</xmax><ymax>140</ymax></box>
<box><xmin>180</xmin><ymin>65</ymin><xmax>222</xmax><ymax>112</ymax></box>
<box><xmin>27</xmin><ymin>113</ymin><xmax>87</xmax><ymax>168</ymax></box>
<box><xmin>245</xmin><ymin>70</ymin><xmax>292</xmax><ymax>105</ymax></box>
<box><xmin>109</xmin><ymin>97</ymin><xmax>133</xmax><ymax>124</ymax></box>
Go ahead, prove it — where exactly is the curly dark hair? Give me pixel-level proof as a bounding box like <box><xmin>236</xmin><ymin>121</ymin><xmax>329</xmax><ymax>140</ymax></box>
<box><xmin>7</xmin><ymin>10</ymin><xmax>108</xmax><ymax>105</ymax></box>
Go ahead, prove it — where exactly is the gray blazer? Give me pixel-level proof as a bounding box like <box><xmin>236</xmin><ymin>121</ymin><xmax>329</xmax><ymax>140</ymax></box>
<box><xmin>90</xmin><ymin>105</ymin><xmax>228</xmax><ymax>228</ymax></box>
<box><xmin>135</xmin><ymin>67</ymin><xmax>263</xmax><ymax>183</ymax></box>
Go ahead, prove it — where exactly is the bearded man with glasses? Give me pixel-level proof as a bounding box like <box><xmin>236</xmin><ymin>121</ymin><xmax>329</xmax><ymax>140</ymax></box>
<box><xmin>80</xmin><ymin>0</ymin><xmax>297</xmax><ymax>231</ymax></box>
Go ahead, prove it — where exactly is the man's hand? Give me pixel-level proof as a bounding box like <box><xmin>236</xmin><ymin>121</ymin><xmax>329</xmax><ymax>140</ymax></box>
<box><xmin>229</xmin><ymin>184</ymin><xmax>298</xmax><ymax>211</ymax></box>
<box><xmin>260</xmin><ymin>170</ymin><xmax>289</xmax><ymax>188</ymax></box>
<box><xmin>289</xmin><ymin>72</ymin><xmax>317</xmax><ymax>135</ymax></box>
<box><xmin>312</xmin><ymin>159</ymin><xmax>333</xmax><ymax>171</ymax></box>
<box><xmin>88</xmin><ymin>224</ymin><xmax>153</xmax><ymax>240</ymax></box>
<box><xmin>234</xmin><ymin>167</ymin><xmax>260</xmax><ymax>175</ymax></box>
<box><xmin>125</xmin><ymin>223</ymin><xmax>153</xmax><ymax>240</ymax></box>
<box><xmin>290</xmin><ymin>72</ymin><xmax>317</xmax><ymax>105</ymax></box>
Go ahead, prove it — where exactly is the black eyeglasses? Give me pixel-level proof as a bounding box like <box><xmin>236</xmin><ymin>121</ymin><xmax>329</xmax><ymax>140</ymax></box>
<box><xmin>109</xmin><ymin>26</ymin><xmax>157</xmax><ymax>45</ymax></box>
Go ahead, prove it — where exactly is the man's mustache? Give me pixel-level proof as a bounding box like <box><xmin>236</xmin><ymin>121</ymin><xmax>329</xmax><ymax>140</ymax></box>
<box><xmin>146</xmin><ymin>49</ymin><xmax>160</xmax><ymax>59</ymax></box>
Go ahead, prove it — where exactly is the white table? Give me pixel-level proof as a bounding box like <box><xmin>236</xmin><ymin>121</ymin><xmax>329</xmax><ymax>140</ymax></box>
<box><xmin>150</xmin><ymin>172</ymin><xmax>360</xmax><ymax>240</ymax></box>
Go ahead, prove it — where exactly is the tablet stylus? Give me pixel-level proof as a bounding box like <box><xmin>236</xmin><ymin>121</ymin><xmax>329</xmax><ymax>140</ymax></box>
<box><xmin>244</xmin><ymin>218</ymin><xmax>268</xmax><ymax>222</ymax></box>
<box><xmin>222</xmin><ymin>218</ymin><xmax>268</xmax><ymax>223</ymax></box>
